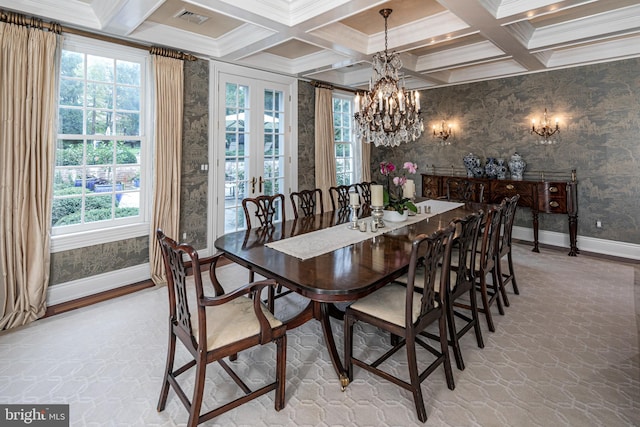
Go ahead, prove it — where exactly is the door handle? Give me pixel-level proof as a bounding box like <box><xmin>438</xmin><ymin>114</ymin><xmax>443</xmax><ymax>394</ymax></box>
<box><xmin>259</xmin><ymin>176</ymin><xmax>264</xmax><ymax>193</ymax></box>
<box><xmin>251</xmin><ymin>177</ymin><xmax>257</xmax><ymax>193</ymax></box>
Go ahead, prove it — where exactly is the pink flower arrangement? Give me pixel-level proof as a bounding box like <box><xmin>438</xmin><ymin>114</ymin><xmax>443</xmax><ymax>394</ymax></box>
<box><xmin>379</xmin><ymin>161</ymin><xmax>418</xmax><ymax>213</ymax></box>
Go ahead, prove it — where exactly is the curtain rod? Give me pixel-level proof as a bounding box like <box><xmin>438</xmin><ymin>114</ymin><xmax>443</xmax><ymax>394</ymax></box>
<box><xmin>311</xmin><ymin>80</ymin><xmax>357</xmax><ymax>94</ymax></box>
<box><xmin>1</xmin><ymin>9</ymin><xmax>197</xmax><ymax>61</ymax></box>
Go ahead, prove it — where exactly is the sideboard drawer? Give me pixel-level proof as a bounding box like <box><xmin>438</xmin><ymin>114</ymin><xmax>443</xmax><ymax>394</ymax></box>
<box><xmin>489</xmin><ymin>181</ymin><xmax>534</xmax><ymax>207</ymax></box>
<box><xmin>537</xmin><ymin>182</ymin><xmax>568</xmax><ymax>213</ymax></box>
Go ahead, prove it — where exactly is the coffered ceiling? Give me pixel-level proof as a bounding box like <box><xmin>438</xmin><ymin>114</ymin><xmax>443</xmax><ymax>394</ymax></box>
<box><xmin>3</xmin><ymin>0</ymin><xmax>640</xmax><ymax>89</ymax></box>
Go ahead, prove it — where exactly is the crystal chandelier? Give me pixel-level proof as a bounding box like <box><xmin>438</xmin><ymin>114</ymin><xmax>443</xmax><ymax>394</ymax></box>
<box><xmin>353</xmin><ymin>9</ymin><xmax>423</xmax><ymax>147</ymax></box>
<box><xmin>531</xmin><ymin>108</ymin><xmax>560</xmax><ymax>144</ymax></box>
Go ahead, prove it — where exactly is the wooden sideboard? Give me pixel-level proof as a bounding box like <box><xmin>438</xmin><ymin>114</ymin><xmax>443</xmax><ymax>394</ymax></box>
<box><xmin>421</xmin><ymin>172</ymin><xmax>579</xmax><ymax>256</ymax></box>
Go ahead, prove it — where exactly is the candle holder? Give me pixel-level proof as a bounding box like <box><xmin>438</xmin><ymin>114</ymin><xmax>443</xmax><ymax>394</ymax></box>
<box><xmin>371</xmin><ymin>205</ymin><xmax>385</xmax><ymax>229</ymax></box>
<box><xmin>347</xmin><ymin>203</ymin><xmax>361</xmax><ymax>230</ymax></box>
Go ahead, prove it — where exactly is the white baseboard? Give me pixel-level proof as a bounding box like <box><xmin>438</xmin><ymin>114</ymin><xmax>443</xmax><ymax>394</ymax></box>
<box><xmin>512</xmin><ymin>226</ymin><xmax>640</xmax><ymax>260</ymax></box>
<box><xmin>47</xmin><ymin>263</ymin><xmax>150</xmax><ymax>306</ymax></box>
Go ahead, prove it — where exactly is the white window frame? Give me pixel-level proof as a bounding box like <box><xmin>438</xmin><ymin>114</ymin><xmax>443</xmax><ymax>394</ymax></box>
<box><xmin>333</xmin><ymin>92</ymin><xmax>360</xmax><ymax>185</ymax></box>
<box><xmin>50</xmin><ymin>35</ymin><xmax>153</xmax><ymax>253</ymax></box>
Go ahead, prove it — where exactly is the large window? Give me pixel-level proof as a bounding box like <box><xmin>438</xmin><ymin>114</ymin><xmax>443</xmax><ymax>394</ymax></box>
<box><xmin>52</xmin><ymin>37</ymin><xmax>149</xmax><ymax>245</ymax></box>
<box><xmin>333</xmin><ymin>93</ymin><xmax>358</xmax><ymax>185</ymax></box>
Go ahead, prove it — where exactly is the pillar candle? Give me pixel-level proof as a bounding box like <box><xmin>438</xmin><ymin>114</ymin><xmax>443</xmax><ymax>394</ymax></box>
<box><xmin>403</xmin><ymin>179</ymin><xmax>415</xmax><ymax>199</ymax></box>
<box><xmin>371</xmin><ymin>184</ymin><xmax>383</xmax><ymax>206</ymax></box>
<box><xmin>349</xmin><ymin>192</ymin><xmax>359</xmax><ymax>206</ymax></box>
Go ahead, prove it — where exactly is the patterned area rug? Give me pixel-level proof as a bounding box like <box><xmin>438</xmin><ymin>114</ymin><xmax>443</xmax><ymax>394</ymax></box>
<box><xmin>1</xmin><ymin>243</ymin><xmax>638</xmax><ymax>426</ymax></box>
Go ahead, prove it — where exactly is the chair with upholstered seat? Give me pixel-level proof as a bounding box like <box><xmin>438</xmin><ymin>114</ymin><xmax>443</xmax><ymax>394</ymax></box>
<box><xmin>242</xmin><ymin>194</ymin><xmax>289</xmax><ymax>312</ymax></box>
<box><xmin>446</xmin><ymin>178</ymin><xmax>484</xmax><ymax>203</ymax></box>
<box><xmin>290</xmin><ymin>188</ymin><xmax>324</xmax><ymax>219</ymax></box>
<box><xmin>393</xmin><ymin>212</ymin><xmax>485</xmax><ymax>371</ymax></box>
<box><xmin>344</xmin><ymin>225</ymin><xmax>456</xmax><ymax>423</ymax></box>
<box><xmin>155</xmin><ymin>229</ymin><xmax>287</xmax><ymax>427</ymax></box>
<box><xmin>496</xmin><ymin>194</ymin><xmax>520</xmax><ymax>305</ymax></box>
<box><xmin>457</xmin><ymin>201</ymin><xmax>506</xmax><ymax>332</ymax></box>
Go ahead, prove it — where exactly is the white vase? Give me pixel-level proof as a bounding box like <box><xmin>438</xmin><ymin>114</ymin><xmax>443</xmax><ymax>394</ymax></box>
<box><xmin>383</xmin><ymin>209</ymin><xmax>409</xmax><ymax>222</ymax></box>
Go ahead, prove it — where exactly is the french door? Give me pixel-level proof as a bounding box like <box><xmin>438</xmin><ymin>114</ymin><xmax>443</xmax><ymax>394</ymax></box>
<box><xmin>216</xmin><ymin>72</ymin><xmax>291</xmax><ymax>234</ymax></box>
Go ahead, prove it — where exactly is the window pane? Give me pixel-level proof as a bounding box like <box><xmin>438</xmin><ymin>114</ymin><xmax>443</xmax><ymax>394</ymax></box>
<box><xmin>59</xmin><ymin>108</ymin><xmax>84</xmax><ymax>134</ymax></box>
<box><xmin>116</xmin><ymin>60</ymin><xmax>140</xmax><ymax>85</ymax></box>
<box><xmin>59</xmin><ymin>79</ymin><xmax>84</xmax><ymax>107</ymax></box>
<box><xmin>52</xmin><ymin>197</ymin><xmax>82</xmax><ymax>226</ymax></box>
<box><xmin>87</xmin><ymin>55</ymin><xmax>114</xmax><ymax>82</ymax></box>
<box><xmin>115</xmin><ymin>112</ymin><xmax>140</xmax><ymax>136</ymax></box>
<box><xmin>116</xmin><ymin>86</ymin><xmax>140</xmax><ymax>111</ymax></box>
<box><xmin>61</xmin><ymin>51</ymin><xmax>84</xmax><ymax>78</ymax></box>
<box><xmin>56</xmin><ymin>140</ymin><xmax>84</xmax><ymax>166</ymax></box>
<box><xmin>86</xmin><ymin>110</ymin><xmax>112</xmax><ymax>135</ymax></box>
<box><xmin>87</xmin><ymin>82</ymin><xmax>113</xmax><ymax>108</ymax></box>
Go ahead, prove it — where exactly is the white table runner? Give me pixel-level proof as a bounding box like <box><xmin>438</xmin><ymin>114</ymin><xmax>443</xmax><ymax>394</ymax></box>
<box><xmin>265</xmin><ymin>200</ymin><xmax>463</xmax><ymax>260</ymax></box>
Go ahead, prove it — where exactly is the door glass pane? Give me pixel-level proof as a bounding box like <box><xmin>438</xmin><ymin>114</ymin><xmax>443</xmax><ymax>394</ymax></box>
<box><xmin>263</xmin><ymin>89</ymin><xmax>284</xmax><ymax>208</ymax></box>
<box><xmin>224</xmin><ymin>83</ymin><xmax>251</xmax><ymax>233</ymax></box>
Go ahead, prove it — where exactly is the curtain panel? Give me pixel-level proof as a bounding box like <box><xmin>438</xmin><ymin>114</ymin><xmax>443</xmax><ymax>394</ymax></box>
<box><xmin>0</xmin><ymin>22</ymin><xmax>58</xmax><ymax>330</ymax></box>
<box><xmin>314</xmin><ymin>87</ymin><xmax>336</xmax><ymax>210</ymax></box>
<box><xmin>149</xmin><ymin>55</ymin><xmax>184</xmax><ymax>285</ymax></box>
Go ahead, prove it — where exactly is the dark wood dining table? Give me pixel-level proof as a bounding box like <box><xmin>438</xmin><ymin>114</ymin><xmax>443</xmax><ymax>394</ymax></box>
<box><xmin>214</xmin><ymin>202</ymin><xmax>481</xmax><ymax>389</ymax></box>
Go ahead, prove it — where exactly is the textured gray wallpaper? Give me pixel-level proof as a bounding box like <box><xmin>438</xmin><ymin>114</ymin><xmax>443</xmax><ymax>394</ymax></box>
<box><xmin>372</xmin><ymin>58</ymin><xmax>640</xmax><ymax>244</ymax></box>
<box><xmin>297</xmin><ymin>81</ymin><xmax>316</xmax><ymax>191</ymax></box>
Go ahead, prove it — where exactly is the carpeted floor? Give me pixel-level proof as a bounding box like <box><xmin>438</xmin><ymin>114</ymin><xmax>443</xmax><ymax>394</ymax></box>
<box><xmin>1</xmin><ymin>243</ymin><xmax>639</xmax><ymax>426</ymax></box>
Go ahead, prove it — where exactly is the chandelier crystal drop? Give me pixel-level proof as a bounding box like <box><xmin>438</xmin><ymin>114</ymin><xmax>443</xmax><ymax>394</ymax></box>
<box><xmin>353</xmin><ymin>9</ymin><xmax>424</xmax><ymax>147</ymax></box>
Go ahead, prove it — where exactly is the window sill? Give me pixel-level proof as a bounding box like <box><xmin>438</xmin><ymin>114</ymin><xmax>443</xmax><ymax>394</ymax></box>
<box><xmin>50</xmin><ymin>223</ymin><xmax>149</xmax><ymax>253</ymax></box>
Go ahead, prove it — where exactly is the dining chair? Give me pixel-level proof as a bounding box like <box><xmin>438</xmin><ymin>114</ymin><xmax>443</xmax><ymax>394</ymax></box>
<box><xmin>242</xmin><ymin>194</ymin><xmax>289</xmax><ymax>312</ymax></box>
<box><xmin>460</xmin><ymin>200</ymin><xmax>506</xmax><ymax>332</ymax></box>
<box><xmin>446</xmin><ymin>178</ymin><xmax>484</xmax><ymax>203</ymax></box>
<box><xmin>155</xmin><ymin>229</ymin><xmax>287</xmax><ymax>427</ymax></box>
<box><xmin>355</xmin><ymin>181</ymin><xmax>376</xmax><ymax>206</ymax></box>
<box><xmin>344</xmin><ymin>225</ymin><xmax>456</xmax><ymax>423</ymax></box>
<box><xmin>496</xmin><ymin>194</ymin><xmax>520</xmax><ymax>304</ymax></box>
<box><xmin>393</xmin><ymin>212</ymin><xmax>486</xmax><ymax>371</ymax></box>
<box><xmin>329</xmin><ymin>184</ymin><xmax>358</xmax><ymax>211</ymax></box>
<box><xmin>290</xmin><ymin>188</ymin><xmax>324</xmax><ymax>219</ymax></box>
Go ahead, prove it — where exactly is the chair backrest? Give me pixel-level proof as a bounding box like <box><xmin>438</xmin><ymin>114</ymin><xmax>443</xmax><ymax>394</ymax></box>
<box><xmin>449</xmin><ymin>211</ymin><xmax>485</xmax><ymax>292</ymax></box>
<box><xmin>290</xmin><ymin>188</ymin><xmax>324</xmax><ymax>218</ymax></box>
<box><xmin>477</xmin><ymin>200</ymin><xmax>506</xmax><ymax>274</ymax></box>
<box><xmin>404</xmin><ymin>225</ymin><xmax>456</xmax><ymax>328</ymax></box>
<box><xmin>355</xmin><ymin>182</ymin><xmax>375</xmax><ymax>206</ymax></box>
<box><xmin>242</xmin><ymin>194</ymin><xmax>286</xmax><ymax>228</ymax></box>
<box><xmin>499</xmin><ymin>194</ymin><xmax>520</xmax><ymax>257</ymax></box>
<box><xmin>446</xmin><ymin>178</ymin><xmax>484</xmax><ymax>202</ymax></box>
<box><xmin>156</xmin><ymin>229</ymin><xmax>225</xmax><ymax>348</ymax></box>
<box><xmin>329</xmin><ymin>184</ymin><xmax>358</xmax><ymax>211</ymax></box>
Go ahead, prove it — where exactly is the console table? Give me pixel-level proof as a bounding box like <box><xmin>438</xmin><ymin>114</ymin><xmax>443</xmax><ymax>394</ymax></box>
<box><xmin>421</xmin><ymin>171</ymin><xmax>579</xmax><ymax>256</ymax></box>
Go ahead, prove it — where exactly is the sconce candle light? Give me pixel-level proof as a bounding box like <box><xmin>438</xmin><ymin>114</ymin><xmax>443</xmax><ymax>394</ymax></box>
<box><xmin>432</xmin><ymin>121</ymin><xmax>454</xmax><ymax>144</ymax></box>
<box><xmin>531</xmin><ymin>108</ymin><xmax>560</xmax><ymax>144</ymax></box>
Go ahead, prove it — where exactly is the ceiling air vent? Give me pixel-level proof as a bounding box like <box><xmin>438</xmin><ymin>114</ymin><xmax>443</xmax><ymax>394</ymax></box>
<box><xmin>174</xmin><ymin>9</ymin><xmax>209</xmax><ymax>25</ymax></box>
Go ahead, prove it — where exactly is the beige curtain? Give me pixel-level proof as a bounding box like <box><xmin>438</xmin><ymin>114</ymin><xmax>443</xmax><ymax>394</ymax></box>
<box><xmin>0</xmin><ymin>23</ymin><xmax>58</xmax><ymax>330</ymax></box>
<box><xmin>314</xmin><ymin>87</ymin><xmax>336</xmax><ymax>209</ymax></box>
<box><xmin>149</xmin><ymin>55</ymin><xmax>183</xmax><ymax>285</ymax></box>
<box><xmin>361</xmin><ymin>138</ymin><xmax>371</xmax><ymax>182</ymax></box>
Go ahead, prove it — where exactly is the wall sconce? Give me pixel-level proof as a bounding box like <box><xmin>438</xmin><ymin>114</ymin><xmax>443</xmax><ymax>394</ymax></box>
<box><xmin>432</xmin><ymin>121</ymin><xmax>454</xmax><ymax>144</ymax></box>
<box><xmin>531</xmin><ymin>108</ymin><xmax>560</xmax><ymax>144</ymax></box>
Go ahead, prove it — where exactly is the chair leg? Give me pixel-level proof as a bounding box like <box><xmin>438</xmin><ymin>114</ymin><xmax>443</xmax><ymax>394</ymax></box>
<box><xmin>508</xmin><ymin>251</ymin><xmax>519</xmax><ymax>295</ymax></box>
<box><xmin>275</xmin><ymin>334</ymin><xmax>287</xmax><ymax>411</ymax></box>
<box><xmin>267</xmin><ymin>286</ymin><xmax>275</xmax><ymax>313</ymax></box>
<box><xmin>405</xmin><ymin>337</ymin><xmax>427</xmax><ymax>423</ymax></box>
<box><xmin>492</xmin><ymin>268</ymin><xmax>505</xmax><ymax>316</ymax></box>
<box><xmin>469</xmin><ymin>287</ymin><xmax>484</xmax><ymax>349</ymax></box>
<box><xmin>187</xmin><ymin>356</ymin><xmax>207</xmax><ymax>427</ymax></box>
<box><xmin>496</xmin><ymin>257</ymin><xmax>510</xmax><ymax>308</ymax></box>
<box><xmin>446</xmin><ymin>294</ymin><xmax>464</xmax><ymax>371</ymax></box>
<box><xmin>157</xmin><ymin>330</ymin><xmax>176</xmax><ymax>412</ymax></box>
<box><xmin>478</xmin><ymin>276</ymin><xmax>495</xmax><ymax>332</ymax></box>
<box><xmin>439</xmin><ymin>315</ymin><xmax>455</xmax><ymax>391</ymax></box>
